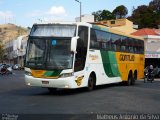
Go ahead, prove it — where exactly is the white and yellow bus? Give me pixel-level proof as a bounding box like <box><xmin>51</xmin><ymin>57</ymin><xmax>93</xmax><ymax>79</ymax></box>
<box><xmin>24</xmin><ymin>22</ymin><xmax>144</xmax><ymax>91</ymax></box>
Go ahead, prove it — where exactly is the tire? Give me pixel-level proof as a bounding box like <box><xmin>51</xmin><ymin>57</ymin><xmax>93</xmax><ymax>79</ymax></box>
<box><xmin>127</xmin><ymin>74</ymin><xmax>132</xmax><ymax>86</ymax></box>
<box><xmin>158</xmin><ymin>72</ymin><xmax>160</xmax><ymax>78</ymax></box>
<box><xmin>48</xmin><ymin>88</ymin><xmax>57</xmax><ymax>93</ymax></box>
<box><xmin>87</xmin><ymin>74</ymin><xmax>96</xmax><ymax>91</ymax></box>
<box><xmin>151</xmin><ymin>77</ymin><xmax>154</xmax><ymax>83</ymax></box>
<box><xmin>131</xmin><ymin>74</ymin><xmax>136</xmax><ymax>85</ymax></box>
<box><xmin>144</xmin><ymin>77</ymin><xmax>146</xmax><ymax>83</ymax></box>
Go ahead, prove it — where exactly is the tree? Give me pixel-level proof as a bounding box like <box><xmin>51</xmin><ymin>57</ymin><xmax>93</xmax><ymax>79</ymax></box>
<box><xmin>112</xmin><ymin>5</ymin><xmax>128</xmax><ymax>19</ymax></box>
<box><xmin>100</xmin><ymin>10</ymin><xmax>115</xmax><ymax>20</ymax></box>
<box><xmin>149</xmin><ymin>0</ymin><xmax>160</xmax><ymax>12</ymax></box>
<box><xmin>149</xmin><ymin>0</ymin><xmax>160</xmax><ymax>26</ymax></box>
<box><xmin>92</xmin><ymin>10</ymin><xmax>102</xmax><ymax>22</ymax></box>
<box><xmin>128</xmin><ymin>4</ymin><xmax>159</xmax><ymax>28</ymax></box>
<box><xmin>92</xmin><ymin>10</ymin><xmax>115</xmax><ymax>22</ymax></box>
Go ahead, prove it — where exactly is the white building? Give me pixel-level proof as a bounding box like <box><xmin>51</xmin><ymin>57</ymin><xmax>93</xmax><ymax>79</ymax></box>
<box><xmin>75</xmin><ymin>14</ymin><xmax>94</xmax><ymax>22</ymax></box>
<box><xmin>131</xmin><ymin>28</ymin><xmax>160</xmax><ymax>67</ymax></box>
<box><xmin>5</xmin><ymin>35</ymin><xmax>28</xmax><ymax>66</ymax></box>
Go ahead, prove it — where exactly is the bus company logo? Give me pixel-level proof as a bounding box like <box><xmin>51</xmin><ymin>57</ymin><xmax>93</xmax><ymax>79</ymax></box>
<box><xmin>75</xmin><ymin>76</ymin><xmax>84</xmax><ymax>86</ymax></box>
<box><xmin>119</xmin><ymin>54</ymin><xmax>135</xmax><ymax>61</ymax></box>
<box><xmin>89</xmin><ymin>54</ymin><xmax>98</xmax><ymax>60</ymax></box>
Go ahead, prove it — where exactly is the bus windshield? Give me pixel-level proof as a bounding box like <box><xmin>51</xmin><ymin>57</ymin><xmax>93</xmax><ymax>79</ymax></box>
<box><xmin>30</xmin><ymin>24</ymin><xmax>76</xmax><ymax>37</ymax></box>
<box><xmin>25</xmin><ymin>38</ymin><xmax>73</xmax><ymax>70</ymax></box>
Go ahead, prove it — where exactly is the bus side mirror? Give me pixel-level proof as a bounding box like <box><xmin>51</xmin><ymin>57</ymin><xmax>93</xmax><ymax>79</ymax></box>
<box><xmin>71</xmin><ymin>37</ymin><xmax>79</xmax><ymax>53</ymax></box>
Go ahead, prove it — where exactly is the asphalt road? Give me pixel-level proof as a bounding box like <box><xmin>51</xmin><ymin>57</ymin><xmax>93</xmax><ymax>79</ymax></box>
<box><xmin>0</xmin><ymin>71</ymin><xmax>160</xmax><ymax>119</ymax></box>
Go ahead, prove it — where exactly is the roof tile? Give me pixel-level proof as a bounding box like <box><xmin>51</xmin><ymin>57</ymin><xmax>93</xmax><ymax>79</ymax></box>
<box><xmin>131</xmin><ymin>28</ymin><xmax>160</xmax><ymax>36</ymax></box>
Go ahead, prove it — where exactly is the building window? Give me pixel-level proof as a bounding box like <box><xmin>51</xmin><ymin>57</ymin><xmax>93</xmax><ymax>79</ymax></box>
<box><xmin>110</xmin><ymin>21</ymin><xmax>115</xmax><ymax>24</ymax></box>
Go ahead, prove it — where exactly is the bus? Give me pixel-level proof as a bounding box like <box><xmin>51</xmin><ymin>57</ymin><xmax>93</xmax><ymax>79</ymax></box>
<box><xmin>24</xmin><ymin>22</ymin><xmax>144</xmax><ymax>91</ymax></box>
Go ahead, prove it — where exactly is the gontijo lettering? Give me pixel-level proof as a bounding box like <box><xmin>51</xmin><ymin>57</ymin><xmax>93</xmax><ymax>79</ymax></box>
<box><xmin>119</xmin><ymin>54</ymin><xmax>135</xmax><ymax>61</ymax></box>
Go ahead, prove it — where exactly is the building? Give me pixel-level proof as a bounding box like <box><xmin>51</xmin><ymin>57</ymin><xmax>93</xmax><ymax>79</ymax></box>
<box><xmin>95</xmin><ymin>19</ymin><xmax>137</xmax><ymax>35</ymax></box>
<box><xmin>75</xmin><ymin>14</ymin><xmax>94</xmax><ymax>22</ymax></box>
<box><xmin>131</xmin><ymin>28</ymin><xmax>160</xmax><ymax>68</ymax></box>
<box><xmin>5</xmin><ymin>35</ymin><xmax>28</xmax><ymax>67</ymax></box>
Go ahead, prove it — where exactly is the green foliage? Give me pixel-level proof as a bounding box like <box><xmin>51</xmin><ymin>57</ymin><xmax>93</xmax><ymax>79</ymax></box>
<box><xmin>92</xmin><ymin>10</ymin><xmax>115</xmax><ymax>21</ymax></box>
<box><xmin>149</xmin><ymin>0</ymin><xmax>160</xmax><ymax>12</ymax></box>
<box><xmin>128</xmin><ymin>0</ymin><xmax>160</xmax><ymax>28</ymax></box>
<box><xmin>92</xmin><ymin>10</ymin><xmax>103</xmax><ymax>21</ymax></box>
<box><xmin>112</xmin><ymin>5</ymin><xmax>128</xmax><ymax>19</ymax></box>
<box><xmin>101</xmin><ymin>10</ymin><xmax>115</xmax><ymax>20</ymax></box>
<box><xmin>92</xmin><ymin>5</ymin><xmax>128</xmax><ymax>22</ymax></box>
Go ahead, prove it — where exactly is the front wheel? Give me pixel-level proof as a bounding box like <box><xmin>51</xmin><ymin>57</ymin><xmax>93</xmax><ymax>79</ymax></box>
<box><xmin>48</xmin><ymin>88</ymin><xmax>57</xmax><ymax>93</ymax></box>
<box><xmin>87</xmin><ymin>74</ymin><xmax>96</xmax><ymax>91</ymax></box>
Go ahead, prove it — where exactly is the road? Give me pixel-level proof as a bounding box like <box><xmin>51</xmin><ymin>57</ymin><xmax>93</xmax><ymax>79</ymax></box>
<box><xmin>0</xmin><ymin>70</ymin><xmax>160</xmax><ymax>119</ymax></box>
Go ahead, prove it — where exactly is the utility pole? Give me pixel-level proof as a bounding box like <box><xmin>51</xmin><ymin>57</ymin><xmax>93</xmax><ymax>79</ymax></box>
<box><xmin>75</xmin><ymin>0</ymin><xmax>82</xmax><ymax>22</ymax></box>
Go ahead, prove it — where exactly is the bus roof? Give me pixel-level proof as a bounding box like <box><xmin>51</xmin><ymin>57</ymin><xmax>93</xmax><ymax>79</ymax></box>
<box><xmin>33</xmin><ymin>21</ymin><xmax>144</xmax><ymax>40</ymax></box>
<box><xmin>33</xmin><ymin>21</ymin><xmax>92</xmax><ymax>27</ymax></box>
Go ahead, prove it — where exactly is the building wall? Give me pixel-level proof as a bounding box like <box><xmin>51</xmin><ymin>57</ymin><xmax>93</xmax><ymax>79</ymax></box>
<box><xmin>95</xmin><ymin>19</ymin><xmax>137</xmax><ymax>35</ymax></box>
<box><xmin>108</xmin><ymin>19</ymin><xmax>137</xmax><ymax>34</ymax></box>
<box><xmin>75</xmin><ymin>14</ymin><xmax>94</xmax><ymax>22</ymax></box>
<box><xmin>5</xmin><ymin>35</ymin><xmax>28</xmax><ymax>66</ymax></box>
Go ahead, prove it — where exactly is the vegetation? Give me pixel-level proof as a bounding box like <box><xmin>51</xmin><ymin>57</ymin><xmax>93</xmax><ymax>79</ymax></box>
<box><xmin>128</xmin><ymin>0</ymin><xmax>160</xmax><ymax>28</ymax></box>
<box><xmin>92</xmin><ymin>10</ymin><xmax>115</xmax><ymax>21</ymax></box>
<box><xmin>92</xmin><ymin>0</ymin><xmax>160</xmax><ymax>29</ymax></box>
<box><xmin>112</xmin><ymin>5</ymin><xmax>128</xmax><ymax>19</ymax></box>
<box><xmin>92</xmin><ymin>5</ymin><xmax>128</xmax><ymax>22</ymax></box>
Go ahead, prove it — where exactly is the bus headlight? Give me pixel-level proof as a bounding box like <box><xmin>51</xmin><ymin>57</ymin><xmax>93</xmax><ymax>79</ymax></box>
<box><xmin>60</xmin><ymin>73</ymin><xmax>73</xmax><ymax>78</ymax></box>
<box><xmin>25</xmin><ymin>71</ymin><xmax>32</xmax><ymax>76</ymax></box>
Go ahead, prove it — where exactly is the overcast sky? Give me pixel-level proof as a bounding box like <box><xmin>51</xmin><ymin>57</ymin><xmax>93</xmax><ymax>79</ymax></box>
<box><xmin>0</xmin><ymin>0</ymin><xmax>151</xmax><ymax>27</ymax></box>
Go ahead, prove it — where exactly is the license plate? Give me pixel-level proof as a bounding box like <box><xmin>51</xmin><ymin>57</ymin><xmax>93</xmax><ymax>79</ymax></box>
<box><xmin>42</xmin><ymin>81</ymin><xmax>49</xmax><ymax>84</ymax></box>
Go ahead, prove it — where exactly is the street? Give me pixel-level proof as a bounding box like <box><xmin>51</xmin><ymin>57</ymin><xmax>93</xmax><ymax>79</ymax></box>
<box><xmin>0</xmin><ymin>70</ymin><xmax>160</xmax><ymax>118</ymax></box>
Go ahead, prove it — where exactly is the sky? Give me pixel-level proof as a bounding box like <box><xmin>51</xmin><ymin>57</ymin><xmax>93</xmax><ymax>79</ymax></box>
<box><xmin>0</xmin><ymin>0</ymin><xmax>152</xmax><ymax>27</ymax></box>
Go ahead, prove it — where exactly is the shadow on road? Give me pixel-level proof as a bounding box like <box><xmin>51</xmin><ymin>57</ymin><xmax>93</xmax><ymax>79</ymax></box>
<box><xmin>4</xmin><ymin>83</ymin><xmax>130</xmax><ymax>96</ymax></box>
<box><xmin>3</xmin><ymin>80</ymin><xmax>159</xmax><ymax>97</ymax></box>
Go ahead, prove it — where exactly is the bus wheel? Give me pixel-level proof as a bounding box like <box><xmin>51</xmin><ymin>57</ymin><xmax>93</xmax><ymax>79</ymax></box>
<box><xmin>131</xmin><ymin>77</ymin><xmax>135</xmax><ymax>85</ymax></box>
<box><xmin>131</xmin><ymin>73</ymin><xmax>137</xmax><ymax>85</ymax></box>
<box><xmin>87</xmin><ymin>73</ymin><xmax>96</xmax><ymax>91</ymax></box>
<box><xmin>127</xmin><ymin>73</ymin><xmax>133</xmax><ymax>86</ymax></box>
<box><xmin>48</xmin><ymin>88</ymin><xmax>57</xmax><ymax>93</ymax></box>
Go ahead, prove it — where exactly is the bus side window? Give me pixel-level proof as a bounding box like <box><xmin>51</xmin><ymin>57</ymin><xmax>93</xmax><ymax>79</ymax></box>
<box><xmin>111</xmin><ymin>33</ymin><xmax>121</xmax><ymax>51</ymax></box>
<box><xmin>128</xmin><ymin>38</ymin><xmax>134</xmax><ymax>53</ymax></box>
<box><xmin>121</xmin><ymin>36</ymin><xmax>126</xmax><ymax>52</ymax></box>
<box><xmin>90</xmin><ymin>29</ymin><xmax>99</xmax><ymax>49</ymax></box>
<box><xmin>140</xmin><ymin>40</ymin><xmax>144</xmax><ymax>54</ymax></box>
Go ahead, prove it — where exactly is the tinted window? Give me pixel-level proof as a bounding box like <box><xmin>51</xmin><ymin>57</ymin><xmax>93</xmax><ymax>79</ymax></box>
<box><xmin>90</xmin><ymin>29</ymin><xmax>111</xmax><ymax>50</ymax></box>
<box><xmin>90</xmin><ymin>29</ymin><xmax>99</xmax><ymax>49</ymax></box>
<box><xmin>89</xmin><ymin>28</ymin><xmax>144</xmax><ymax>54</ymax></box>
<box><xmin>111</xmin><ymin>33</ymin><xmax>121</xmax><ymax>51</ymax></box>
<box><xmin>74</xmin><ymin>26</ymin><xmax>88</xmax><ymax>72</ymax></box>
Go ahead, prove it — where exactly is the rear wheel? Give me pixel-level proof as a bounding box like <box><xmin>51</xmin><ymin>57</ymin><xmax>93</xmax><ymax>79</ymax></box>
<box><xmin>132</xmin><ymin>72</ymin><xmax>137</xmax><ymax>85</ymax></box>
<box><xmin>87</xmin><ymin>74</ymin><xmax>96</xmax><ymax>91</ymax></box>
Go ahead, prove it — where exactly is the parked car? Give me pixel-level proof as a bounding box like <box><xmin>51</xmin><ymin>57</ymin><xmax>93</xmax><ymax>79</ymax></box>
<box><xmin>13</xmin><ymin>64</ymin><xmax>22</xmax><ymax>70</ymax></box>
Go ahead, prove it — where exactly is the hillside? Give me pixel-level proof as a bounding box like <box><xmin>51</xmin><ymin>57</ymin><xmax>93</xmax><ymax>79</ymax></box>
<box><xmin>0</xmin><ymin>24</ymin><xmax>28</xmax><ymax>44</ymax></box>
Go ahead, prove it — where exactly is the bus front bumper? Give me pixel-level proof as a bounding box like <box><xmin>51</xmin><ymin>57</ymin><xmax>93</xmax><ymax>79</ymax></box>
<box><xmin>25</xmin><ymin>75</ymin><xmax>78</xmax><ymax>89</ymax></box>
